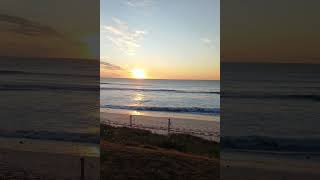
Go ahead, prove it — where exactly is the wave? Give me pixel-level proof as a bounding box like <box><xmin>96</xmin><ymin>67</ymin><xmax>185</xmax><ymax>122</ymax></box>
<box><xmin>100</xmin><ymin>82</ymin><xmax>143</xmax><ymax>86</ymax></box>
<box><xmin>0</xmin><ymin>84</ymin><xmax>98</xmax><ymax>92</ymax></box>
<box><xmin>222</xmin><ymin>136</ymin><xmax>320</xmax><ymax>152</ymax></box>
<box><xmin>0</xmin><ymin>130</ymin><xmax>99</xmax><ymax>144</ymax></box>
<box><xmin>100</xmin><ymin>87</ymin><xmax>220</xmax><ymax>94</ymax></box>
<box><xmin>223</xmin><ymin>93</ymin><xmax>320</xmax><ymax>101</ymax></box>
<box><xmin>102</xmin><ymin>105</ymin><xmax>220</xmax><ymax>115</ymax></box>
<box><xmin>0</xmin><ymin>70</ymin><xmax>97</xmax><ymax>78</ymax></box>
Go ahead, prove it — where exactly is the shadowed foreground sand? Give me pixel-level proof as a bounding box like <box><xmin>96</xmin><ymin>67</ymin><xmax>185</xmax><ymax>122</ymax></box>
<box><xmin>101</xmin><ymin>141</ymin><xmax>219</xmax><ymax>180</ymax></box>
<box><xmin>221</xmin><ymin>150</ymin><xmax>320</xmax><ymax>180</ymax></box>
<box><xmin>0</xmin><ymin>148</ymin><xmax>99</xmax><ymax>180</ymax></box>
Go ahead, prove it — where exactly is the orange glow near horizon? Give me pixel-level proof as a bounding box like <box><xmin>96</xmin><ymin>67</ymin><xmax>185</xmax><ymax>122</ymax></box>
<box><xmin>99</xmin><ymin>61</ymin><xmax>220</xmax><ymax>80</ymax></box>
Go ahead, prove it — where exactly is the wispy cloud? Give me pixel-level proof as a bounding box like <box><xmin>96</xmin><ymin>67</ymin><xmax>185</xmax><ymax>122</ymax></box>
<box><xmin>101</xmin><ymin>17</ymin><xmax>147</xmax><ymax>56</ymax></box>
<box><xmin>0</xmin><ymin>13</ymin><xmax>93</xmax><ymax>58</ymax></box>
<box><xmin>100</xmin><ymin>59</ymin><xmax>130</xmax><ymax>78</ymax></box>
<box><xmin>100</xmin><ymin>61</ymin><xmax>123</xmax><ymax>70</ymax></box>
<box><xmin>126</xmin><ymin>0</ymin><xmax>152</xmax><ymax>8</ymax></box>
<box><xmin>201</xmin><ymin>38</ymin><xmax>213</xmax><ymax>46</ymax></box>
<box><xmin>0</xmin><ymin>13</ymin><xmax>62</xmax><ymax>37</ymax></box>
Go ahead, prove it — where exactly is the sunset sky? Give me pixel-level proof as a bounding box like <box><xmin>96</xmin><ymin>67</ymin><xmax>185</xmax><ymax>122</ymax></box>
<box><xmin>101</xmin><ymin>0</ymin><xmax>220</xmax><ymax>80</ymax></box>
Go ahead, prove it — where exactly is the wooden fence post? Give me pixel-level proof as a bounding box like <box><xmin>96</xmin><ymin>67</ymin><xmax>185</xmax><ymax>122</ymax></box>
<box><xmin>80</xmin><ymin>157</ymin><xmax>84</xmax><ymax>180</ymax></box>
<box><xmin>168</xmin><ymin>118</ymin><xmax>171</xmax><ymax>134</ymax></box>
<box><xmin>130</xmin><ymin>115</ymin><xmax>132</xmax><ymax>127</ymax></box>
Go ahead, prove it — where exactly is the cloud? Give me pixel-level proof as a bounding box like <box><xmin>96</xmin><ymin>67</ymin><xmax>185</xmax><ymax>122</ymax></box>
<box><xmin>100</xmin><ymin>61</ymin><xmax>129</xmax><ymax>78</ymax></box>
<box><xmin>101</xmin><ymin>17</ymin><xmax>147</xmax><ymax>55</ymax></box>
<box><xmin>0</xmin><ymin>13</ymin><xmax>94</xmax><ymax>58</ymax></box>
<box><xmin>100</xmin><ymin>61</ymin><xmax>123</xmax><ymax>70</ymax></box>
<box><xmin>201</xmin><ymin>38</ymin><xmax>213</xmax><ymax>46</ymax></box>
<box><xmin>0</xmin><ymin>13</ymin><xmax>62</xmax><ymax>37</ymax></box>
<box><xmin>126</xmin><ymin>0</ymin><xmax>152</xmax><ymax>8</ymax></box>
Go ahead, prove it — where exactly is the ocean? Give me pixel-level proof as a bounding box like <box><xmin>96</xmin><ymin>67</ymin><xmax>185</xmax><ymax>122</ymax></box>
<box><xmin>222</xmin><ymin>63</ymin><xmax>320</xmax><ymax>152</ymax></box>
<box><xmin>0</xmin><ymin>57</ymin><xmax>99</xmax><ymax>156</ymax></box>
<box><xmin>100</xmin><ymin>78</ymin><xmax>220</xmax><ymax>121</ymax></box>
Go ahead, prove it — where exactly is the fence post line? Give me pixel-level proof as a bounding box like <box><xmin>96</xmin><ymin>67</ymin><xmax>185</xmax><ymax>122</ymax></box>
<box><xmin>80</xmin><ymin>157</ymin><xmax>84</xmax><ymax>180</ymax></box>
<box><xmin>168</xmin><ymin>118</ymin><xmax>171</xmax><ymax>134</ymax></box>
<box><xmin>130</xmin><ymin>115</ymin><xmax>132</xmax><ymax>127</ymax></box>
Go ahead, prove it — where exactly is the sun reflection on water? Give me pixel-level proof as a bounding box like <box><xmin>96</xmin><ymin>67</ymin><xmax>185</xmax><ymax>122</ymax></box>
<box><xmin>132</xmin><ymin>110</ymin><xmax>142</xmax><ymax>116</ymax></box>
<box><xmin>133</xmin><ymin>92</ymin><xmax>144</xmax><ymax>102</ymax></box>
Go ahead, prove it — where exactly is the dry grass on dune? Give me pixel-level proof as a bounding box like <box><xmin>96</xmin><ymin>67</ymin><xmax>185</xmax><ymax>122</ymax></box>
<box><xmin>101</xmin><ymin>125</ymin><xmax>220</xmax><ymax>180</ymax></box>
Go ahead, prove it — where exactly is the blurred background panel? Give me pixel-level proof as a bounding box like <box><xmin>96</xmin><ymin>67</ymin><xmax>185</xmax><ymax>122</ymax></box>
<box><xmin>0</xmin><ymin>1</ymin><xmax>99</xmax><ymax>179</ymax></box>
<box><xmin>221</xmin><ymin>0</ymin><xmax>320</xmax><ymax>179</ymax></box>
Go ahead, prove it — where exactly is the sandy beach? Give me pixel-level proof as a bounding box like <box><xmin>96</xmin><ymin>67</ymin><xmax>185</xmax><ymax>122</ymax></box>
<box><xmin>0</xmin><ymin>138</ymin><xmax>99</xmax><ymax>180</ymax></box>
<box><xmin>0</xmin><ymin>149</ymin><xmax>100</xmax><ymax>180</ymax></box>
<box><xmin>221</xmin><ymin>149</ymin><xmax>320</xmax><ymax>180</ymax></box>
<box><xmin>101</xmin><ymin>111</ymin><xmax>220</xmax><ymax>141</ymax></box>
<box><xmin>0</xmin><ymin>149</ymin><xmax>99</xmax><ymax>180</ymax></box>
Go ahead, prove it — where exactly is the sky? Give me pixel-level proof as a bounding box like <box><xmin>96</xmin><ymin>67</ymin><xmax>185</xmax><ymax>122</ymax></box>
<box><xmin>101</xmin><ymin>0</ymin><xmax>220</xmax><ymax>80</ymax></box>
<box><xmin>221</xmin><ymin>0</ymin><xmax>320</xmax><ymax>64</ymax></box>
<box><xmin>0</xmin><ymin>0</ymin><xmax>99</xmax><ymax>59</ymax></box>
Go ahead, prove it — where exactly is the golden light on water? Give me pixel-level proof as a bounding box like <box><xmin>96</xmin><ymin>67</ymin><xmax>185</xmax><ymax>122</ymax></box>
<box><xmin>133</xmin><ymin>93</ymin><xmax>144</xmax><ymax>101</ymax></box>
<box><xmin>131</xmin><ymin>68</ymin><xmax>146</xmax><ymax>79</ymax></box>
<box><xmin>132</xmin><ymin>111</ymin><xmax>142</xmax><ymax>116</ymax></box>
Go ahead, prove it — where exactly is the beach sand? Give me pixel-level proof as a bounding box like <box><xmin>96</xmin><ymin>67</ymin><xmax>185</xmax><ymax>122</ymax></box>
<box><xmin>101</xmin><ymin>111</ymin><xmax>220</xmax><ymax>141</ymax></box>
<box><xmin>0</xmin><ymin>138</ymin><xmax>99</xmax><ymax>180</ymax></box>
<box><xmin>221</xmin><ymin>149</ymin><xmax>320</xmax><ymax>180</ymax></box>
<box><xmin>0</xmin><ymin>149</ymin><xmax>99</xmax><ymax>180</ymax></box>
<box><xmin>0</xmin><ymin>148</ymin><xmax>100</xmax><ymax>180</ymax></box>
<box><xmin>100</xmin><ymin>110</ymin><xmax>220</xmax><ymax>179</ymax></box>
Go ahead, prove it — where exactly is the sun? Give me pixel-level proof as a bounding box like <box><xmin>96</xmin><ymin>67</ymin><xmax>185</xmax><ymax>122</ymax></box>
<box><xmin>131</xmin><ymin>68</ymin><xmax>146</xmax><ymax>79</ymax></box>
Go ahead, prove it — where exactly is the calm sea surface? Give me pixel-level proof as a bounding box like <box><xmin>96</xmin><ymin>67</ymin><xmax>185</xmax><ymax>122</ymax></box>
<box><xmin>101</xmin><ymin>78</ymin><xmax>220</xmax><ymax>121</ymax></box>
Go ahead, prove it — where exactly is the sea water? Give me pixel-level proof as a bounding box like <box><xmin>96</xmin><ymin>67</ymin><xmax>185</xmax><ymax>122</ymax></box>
<box><xmin>100</xmin><ymin>78</ymin><xmax>220</xmax><ymax>121</ymax></box>
<box><xmin>222</xmin><ymin>63</ymin><xmax>320</xmax><ymax>151</ymax></box>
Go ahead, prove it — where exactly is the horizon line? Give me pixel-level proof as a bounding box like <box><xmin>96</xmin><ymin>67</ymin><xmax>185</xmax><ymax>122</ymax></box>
<box><xmin>101</xmin><ymin>77</ymin><xmax>220</xmax><ymax>81</ymax></box>
<box><xmin>221</xmin><ymin>58</ymin><xmax>320</xmax><ymax>65</ymax></box>
<box><xmin>0</xmin><ymin>55</ymin><xmax>99</xmax><ymax>61</ymax></box>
